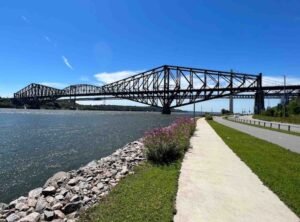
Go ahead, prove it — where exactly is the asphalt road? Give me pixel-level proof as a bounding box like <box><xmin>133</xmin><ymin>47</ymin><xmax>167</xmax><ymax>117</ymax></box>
<box><xmin>214</xmin><ymin>117</ymin><xmax>300</xmax><ymax>154</ymax></box>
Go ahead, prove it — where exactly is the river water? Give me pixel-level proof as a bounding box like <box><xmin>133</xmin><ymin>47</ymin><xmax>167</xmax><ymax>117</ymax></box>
<box><xmin>0</xmin><ymin>109</ymin><xmax>188</xmax><ymax>203</ymax></box>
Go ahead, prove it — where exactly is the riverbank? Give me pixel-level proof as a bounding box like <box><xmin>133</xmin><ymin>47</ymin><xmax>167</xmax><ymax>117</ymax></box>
<box><xmin>0</xmin><ymin>140</ymin><xmax>145</xmax><ymax>222</ymax></box>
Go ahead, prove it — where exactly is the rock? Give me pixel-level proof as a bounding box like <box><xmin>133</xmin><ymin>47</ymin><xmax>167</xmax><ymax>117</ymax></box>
<box><xmin>44</xmin><ymin>210</ymin><xmax>54</xmax><ymax>221</ymax></box>
<box><xmin>46</xmin><ymin>196</ymin><xmax>56</xmax><ymax>204</ymax></box>
<box><xmin>59</xmin><ymin>189</ymin><xmax>68</xmax><ymax>197</ymax></box>
<box><xmin>67</xmin><ymin>178</ymin><xmax>77</xmax><ymax>186</ymax></box>
<box><xmin>18</xmin><ymin>212</ymin><xmax>40</xmax><ymax>222</ymax></box>
<box><xmin>16</xmin><ymin>211</ymin><xmax>27</xmax><ymax>218</ymax></box>
<box><xmin>42</xmin><ymin>186</ymin><xmax>56</xmax><ymax>196</ymax></box>
<box><xmin>91</xmin><ymin>187</ymin><xmax>100</xmax><ymax>194</ymax></box>
<box><xmin>86</xmin><ymin>161</ymin><xmax>97</xmax><ymax>168</ymax></box>
<box><xmin>35</xmin><ymin>197</ymin><xmax>48</xmax><ymax>213</ymax></box>
<box><xmin>28</xmin><ymin>188</ymin><xmax>43</xmax><ymax>199</ymax></box>
<box><xmin>52</xmin><ymin>203</ymin><xmax>63</xmax><ymax>210</ymax></box>
<box><xmin>62</xmin><ymin>202</ymin><xmax>81</xmax><ymax>214</ymax></box>
<box><xmin>54</xmin><ymin>210</ymin><xmax>65</xmax><ymax>219</ymax></box>
<box><xmin>86</xmin><ymin>177</ymin><xmax>93</xmax><ymax>182</ymax></box>
<box><xmin>6</xmin><ymin>213</ymin><xmax>20</xmax><ymax>222</ymax></box>
<box><xmin>0</xmin><ymin>203</ymin><xmax>8</xmax><ymax>211</ymax></box>
<box><xmin>70</xmin><ymin>195</ymin><xmax>80</xmax><ymax>202</ymax></box>
<box><xmin>55</xmin><ymin>195</ymin><xmax>64</xmax><ymax>201</ymax></box>
<box><xmin>96</xmin><ymin>183</ymin><xmax>104</xmax><ymax>190</ymax></box>
<box><xmin>15</xmin><ymin>202</ymin><xmax>29</xmax><ymax>211</ymax></box>
<box><xmin>27</xmin><ymin>198</ymin><xmax>37</xmax><ymax>208</ymax></box>
<box><xmin>120</xmin><ymin>166</ymin><xmax>128</xmax><ymax>175</ymax></box>
<box><xmin>82</xmin><ymin>196</ymin><xmax>90</xmax><ymax>204</ymax></box>
<box><xmin>9</xmin><ymin>196</ymin><xmax>27</xmax><ymax>209</ymax></box>
<box><xmin>44</xmin><ymin>172</ymin><xmax>70</xmax><ymax>188</ymax></box>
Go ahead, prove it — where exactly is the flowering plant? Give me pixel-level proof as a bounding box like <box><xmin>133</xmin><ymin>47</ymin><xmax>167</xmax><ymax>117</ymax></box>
<box><xmin>144</xmin><ymin>117</ymin><xmax>196</xmax><ymax>164</ymax></box>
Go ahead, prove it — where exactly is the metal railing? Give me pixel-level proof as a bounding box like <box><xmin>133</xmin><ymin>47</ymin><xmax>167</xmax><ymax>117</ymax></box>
<box><xmin>227</xmin><ymin>117</ymin><xmax>300</xmax><ymax>134</ymax></box>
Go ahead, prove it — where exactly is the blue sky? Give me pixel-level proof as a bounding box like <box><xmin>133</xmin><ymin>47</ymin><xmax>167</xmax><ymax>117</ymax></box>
<box><xmin>0</xmin><ymin>0</ymin><xmax>300</xmax><ymax>112</ymax></box>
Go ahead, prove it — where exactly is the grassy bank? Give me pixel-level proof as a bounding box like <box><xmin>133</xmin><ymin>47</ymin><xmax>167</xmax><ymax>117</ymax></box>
<box><xmin>253</xmin><ymin>114</ymin><xmax>300</xmax><ymax>124</ymax></box>
<box><xmin>208</xmin><ymin>120</ymin><xmax>300</xmax><ymax>217</ymax></box>
<box><xmin>80</xmin><ymin>162</ymin><xmax>181</xmax><ymax>222</ymax></box>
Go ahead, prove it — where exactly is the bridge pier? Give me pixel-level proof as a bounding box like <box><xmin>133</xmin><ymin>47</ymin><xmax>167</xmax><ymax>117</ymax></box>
<box><xmin>229</xmin><ymin>95</ymin><xmax>234</xmax><ymax>114</ymax></box>
<box><xmin>162</xmin><ymin>104</ymin><xmax>171</xmax><ymax>114</ymax></box>
<box><xmin>254</xmin><ymin>73</ymin><xmax>265</xmax><ymax>114</ymax></box>
<box><xmin>254</xmin><ymin>92</ymin><xmax>265</xmax><ymax>114</ymax></box>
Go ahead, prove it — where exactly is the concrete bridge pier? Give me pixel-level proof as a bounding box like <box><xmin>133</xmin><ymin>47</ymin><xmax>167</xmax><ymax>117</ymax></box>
<box><xmin>162</xmin><ymin>104</ymin><xmax>171</xmax><ymax>114</ymax></box>
<box><xmin>229</xmin><ymin>95</ymin><xmax>234</xmax><ymax>114</ymax></box>
<box><xmin>254</xmin><ymin>91</ymin><xmax>265</xmax><ymax>114</ymax></box>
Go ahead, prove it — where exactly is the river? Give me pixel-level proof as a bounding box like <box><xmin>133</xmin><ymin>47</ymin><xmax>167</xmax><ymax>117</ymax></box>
<box><xmin>0</xmin><ymin>109</ymin><xmax>188</xmax><ymax>203</ymax></box>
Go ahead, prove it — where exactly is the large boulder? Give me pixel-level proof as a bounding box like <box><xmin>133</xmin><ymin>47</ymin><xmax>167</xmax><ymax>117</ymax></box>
<box><xmin>44</xmin><ymin>172</ymin><xmax>70</xmax><ymax>188</ymax></box>
<box><xmin>18</xmin><ymin>212</ymin><xmax>40</xmax><ymax>222</ymax></box>
<box><xmin>28</xmin><ymin>188</ymin><xmax>43</xmax><ymax>199</ymax></box>
<box><xmin>62</xmin><ymin>202</ymin><xmax>81</xmax><ymax>214</ymax></box>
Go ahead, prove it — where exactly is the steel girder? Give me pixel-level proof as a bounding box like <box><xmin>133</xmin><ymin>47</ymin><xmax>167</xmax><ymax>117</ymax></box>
<box><xmin>13</xmin><ymin>65</ymin><xmax>300</xmax><ymax>110</ymax></box>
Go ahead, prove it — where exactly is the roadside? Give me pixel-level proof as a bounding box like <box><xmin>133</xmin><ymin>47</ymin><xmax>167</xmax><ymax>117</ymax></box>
<box><xmin>253</xmin><ymin>114</ymin><xmax>300</xmax><ymax>125</ymax></box>
<box><xmin>226</xmin><ymin>116</ymin><xmax>300</xmax><ymax>137</ymax></box>
<box><xmin>240</xmin><ymin>115</ymin><xmax>300</xmax><ymax>133</ymax></box>
<box><xmin>214</xmin><ymin>116</ymin><xmax>300</xmax><ymax>154</ymax></box>
<box><xmin>175</xmin><ymin>118</ymin><xmax>299</xmax><ymax>222</ymax></box>
<box><xmin>208</xmin><ymin>120</ymin><xmax>300</xmax><ymax>217</ymax></box>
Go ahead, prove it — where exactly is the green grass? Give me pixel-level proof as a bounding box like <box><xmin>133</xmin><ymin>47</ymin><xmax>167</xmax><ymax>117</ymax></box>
<box><xmin>208</xmin><ymin>120</ymin><xmax>300</xmax><ymax>217</ymax></box>
<box><xmin>225</xmin><ymin>117</ymin><xmax>300</xmax><ymax>137</ymax></box>
<box><xmin>253</xmin><ymin>114</ymin><xmax>300</xmax><ymax>124</ymax></box>
<box><xmin>80</xmin><ymin>162</ymin><xmax>181</xmax><ymax>222</ymax></box>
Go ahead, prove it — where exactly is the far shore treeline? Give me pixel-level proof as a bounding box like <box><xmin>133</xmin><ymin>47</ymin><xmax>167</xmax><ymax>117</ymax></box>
<box><xmin>0</xmin><ymin>97</ymin><xmax>184</xmax><ymax>112</ymax></box>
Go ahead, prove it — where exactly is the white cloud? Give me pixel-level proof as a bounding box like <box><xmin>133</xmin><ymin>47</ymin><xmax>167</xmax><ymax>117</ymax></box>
<box><xmin>94</xmin><ymin>70</ymin><xmax>144</xmax><ymax>84</ymax></box>
<box><xmin>62</xmin><ymin>56</ymin><xmax>74</xmax><ymax>70</ymax></box>
<box><xmin>39</xmin><ymin>82</ymin><xmax>68</xmax><ymax>89</ymax></box>
<box><xmin>44</xmin><ymin>35</ymin><xmax>51</xmax><ymax>43</ymax></box>
<box><xmin>21</xmin><ymin>16</ymin><xmax>30</xmax><ymax>23</ymax></box>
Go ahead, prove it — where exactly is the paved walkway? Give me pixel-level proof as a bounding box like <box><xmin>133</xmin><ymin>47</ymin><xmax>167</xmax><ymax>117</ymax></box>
<box><xmin>174</xmin><ymin>118</ymin><xmax>299</xmax><ymax>222</ymax></box>
<box><xmin>214</xmin><ymin>117</ymin><xmax>300</xmax><ymax>154</ymax></box>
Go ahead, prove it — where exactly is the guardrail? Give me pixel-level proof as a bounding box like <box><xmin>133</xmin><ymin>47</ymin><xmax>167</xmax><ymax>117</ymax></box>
<box><xmin>227</xmin><ymin>117</ymin><xmax>300</xmax><ymax>134</ymax></box>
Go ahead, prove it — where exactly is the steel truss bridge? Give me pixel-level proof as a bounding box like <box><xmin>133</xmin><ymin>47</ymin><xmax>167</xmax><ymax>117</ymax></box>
<box><xmin>14</xmin><ymin>65</ymin><xmax>300</xmax><ymax>114</ymax></box>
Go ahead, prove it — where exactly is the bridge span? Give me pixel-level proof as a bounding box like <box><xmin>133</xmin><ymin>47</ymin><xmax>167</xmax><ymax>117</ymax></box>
<box><xmin>13</xmin><ymin>65</ymin><xmax>300</xmax><ymax>114</ymax></box>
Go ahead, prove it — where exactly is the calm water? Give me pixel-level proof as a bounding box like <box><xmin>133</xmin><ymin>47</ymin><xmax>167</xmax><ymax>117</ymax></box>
<box><xmin>0</xmin><ymin>109</ymin><xmax>188</xmax><ymax>203</ymax></box>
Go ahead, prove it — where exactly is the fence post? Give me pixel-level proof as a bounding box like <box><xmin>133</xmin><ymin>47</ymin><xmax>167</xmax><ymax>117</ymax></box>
<box><xmin>278</xmin><ymin>124</ymin><xmax>280</xmax><ymax>130</ymax></box>
<box><xmin>264</xmin><ymin>122</ymin><xmax>266</xmax><ymax>127</ymax></box>
<box><xmin>288</xmin><ymin>125</ymin><xmax>291</xmax><ymax>132</ymax></box>
<box><xmin>270</xmin><ymin>123</ymin><xmax>272</xmax><ymax>128</ymax></box>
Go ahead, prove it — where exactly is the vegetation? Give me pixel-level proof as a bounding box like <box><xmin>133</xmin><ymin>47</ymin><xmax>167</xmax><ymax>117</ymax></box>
<box><xmin>205</xmin><ymin>113</ymin><xmax>213</xmax><ymax>120</ymax></box>
<box><xmin>221</xmin><ymin>108</ymin><xmax>232</xmax><ymax>115</ymax></box>
<box><xmin>144</xmin><ymin>118</ymin><xmax>196</xmax><ymax>164</ymax></box>
<box><xmin>0</xmin><ymin>98</ymin><xmax>184</xmax><ymax>112</ymax></box>
<box><xmin>80</xmin><ymin>162</ymin><xmax>181</xmax><ymax>222</ymax></box>
<box><xmin>208</xmin><ymin>120</ymin><xmax>300</xmax><ymax>217</ymax></box>
<box><xmin>255</xmin><ymin>97</ymin><xmax>300</xmax><ymax>124</ymax></box>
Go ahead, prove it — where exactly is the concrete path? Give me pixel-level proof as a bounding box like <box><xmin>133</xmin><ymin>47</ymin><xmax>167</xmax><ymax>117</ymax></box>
<box><xmin>174</xmin><ymin>118</ymin><xmax>299</xmax><ymax>222</ymax></box>
<box><xmin>214</xmin><ymin>116</ymin><xmax>300</xmax><ymax>154</ymax></box>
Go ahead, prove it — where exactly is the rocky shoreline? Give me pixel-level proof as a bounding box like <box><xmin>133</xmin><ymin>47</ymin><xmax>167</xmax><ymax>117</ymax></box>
<box><xmin>0</xmin><ymin>140</ymin><xmax>145</xmax><ymax>222</ymax></box>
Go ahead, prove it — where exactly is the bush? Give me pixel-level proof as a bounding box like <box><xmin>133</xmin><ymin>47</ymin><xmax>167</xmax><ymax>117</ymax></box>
<box><xmin>205</xmin><ymin>114</ymin><xmax>213</xmax><ymax>120</ymax></box>
<box><xmin>144</xmin><ymin>118</ymin><xmax>196</xmax><ymax>164</ymax></box>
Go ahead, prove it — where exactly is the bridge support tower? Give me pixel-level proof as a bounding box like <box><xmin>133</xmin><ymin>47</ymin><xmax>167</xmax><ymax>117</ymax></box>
<box><xmin>229</xmin><ymin>95</ymin><xmax>234</xmax><ymax>114</ymax></box>
<box><xmin>254</xmin><ymin>73</ymin><xmax>265</xmax><ymax>114</ymax></box>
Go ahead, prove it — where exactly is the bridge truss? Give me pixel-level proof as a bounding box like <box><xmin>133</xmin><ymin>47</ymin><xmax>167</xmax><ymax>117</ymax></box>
<box><xmin>14</xmin><ymin>65</ymin><xmax>300</xmax><ymax>114</ymax></box>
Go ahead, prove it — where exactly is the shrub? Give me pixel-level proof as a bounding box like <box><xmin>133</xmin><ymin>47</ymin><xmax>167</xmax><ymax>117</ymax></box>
<box><xmin>205</xmin><ymin>114</ymin><xmax>213</xmax><ymax>120</ymax></box>
<box><xmin>144</xmin><ymin>118</ymin><xmax>196</xmax><ymax>164</ymax></box>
